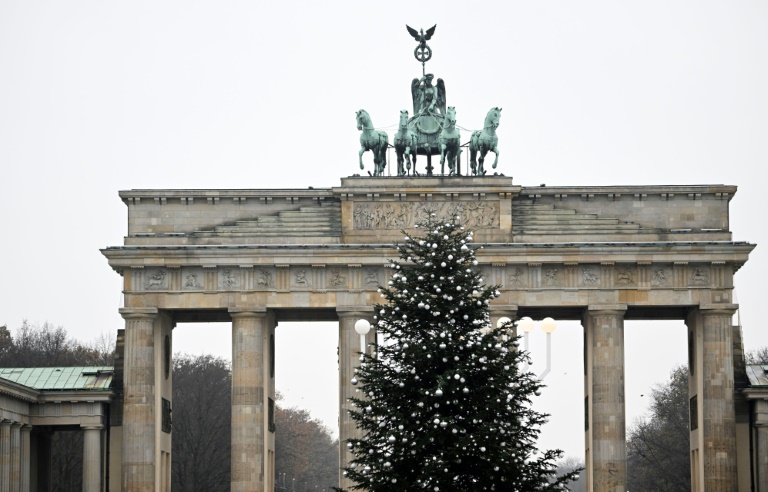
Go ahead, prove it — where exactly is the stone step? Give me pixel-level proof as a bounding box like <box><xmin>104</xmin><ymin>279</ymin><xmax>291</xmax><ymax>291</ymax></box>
<box><xmin>194</xmin><ymin>230</ymin><xmax>341</xmax><ymax>237</ymax></box>
<box><xmin>215</xmin><ymin>225</ymin><xmax>341</xmax><ymax>233</ymax></box>
<box><xmin>513</xmin><ymin>217</ymin><xmax>622</xmax><ymax>225</ymax></box>
<box><xmin>513</xmin><ymin>209</ymin><xmax>578</xmax><ymax>216</ymax></box>
<box><xmin>235</xmin><ymin>217</ymin><xmax>340</xmax><ymax>225</ymax></box>
<box><xmin>278</xmin><ymin>211</ymin><xmax>340</xmax><ymax>219</ymax></box>
<box><xmin>299</xmin><ymin>204</ymin><xmax>341</xmax><ymax>211</ymax></box>
<box><xmin>513</xmin><ymin>223</ymin><xmax>643</xmax><ymax>232</ymax></box>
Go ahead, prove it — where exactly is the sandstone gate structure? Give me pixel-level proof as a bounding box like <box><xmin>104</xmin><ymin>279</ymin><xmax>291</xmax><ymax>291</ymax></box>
<box><xmin>101</xmin><ymin>176</ymin><xmax>755</xmax><ymax>491</ymax></box>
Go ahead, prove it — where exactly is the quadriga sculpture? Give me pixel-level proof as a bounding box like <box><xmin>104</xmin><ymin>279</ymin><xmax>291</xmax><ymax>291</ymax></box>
<box><xmin>469</xmin><ymin>107</ymin><xmax>501</xmax><ymax>175</ymax></box>
<box><xmin>356</xmin><ymin>110</ymin><xmax>389</xmax><ymax>177</ymax></box>
<box><xmin>439</xmin><ymin>106</ymin><xmax>461</xmax><ymax>176</ymax></box>
<box><xmin>393</xmin><ymin>110</ymin><xmax>418</xmax><ymax>176</ymax></box>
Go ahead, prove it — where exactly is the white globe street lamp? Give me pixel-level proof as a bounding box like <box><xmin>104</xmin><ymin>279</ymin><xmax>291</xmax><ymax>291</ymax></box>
<box><xmin>354</xmin><ymin>319</ymin><xmax>371</xmax><ymax>355</ymax></box>
<box><xmin>515</xmin><ymin>316</ymin><xmax>558</xmax><ymax>380</ymax></box>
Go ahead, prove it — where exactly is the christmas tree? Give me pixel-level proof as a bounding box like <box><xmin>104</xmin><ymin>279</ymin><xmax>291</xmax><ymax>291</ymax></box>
<box><xmin>339</xmin><ymin>215</ymin><xmax>580</xmax><ymax>491</ymax></box>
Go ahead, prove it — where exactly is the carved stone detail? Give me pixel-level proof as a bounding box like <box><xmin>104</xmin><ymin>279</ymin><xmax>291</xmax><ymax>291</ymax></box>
<box><xmin>508</xmin><ymin>266</ymin><xmax>527</xmax><ymax>287</ymax></box>
<box><xmin>219</xmin><ymin>268</ymin><xmax>239</xmax><ymax>289</ymax></box>
<box><xmin>652</xmin><ymin>266</ymin><xmax>670</xmax><ymax>287</ymax></box>
<box><xmin>545</xmin><ymin>268</ymin><xmax>560</xmax><ymax>287</ymax></box>
<box><xmin>581</xmin><ymin>267</ymin><xmax>600</xmax><ymax>286</ymax></box>
<box><xmin>292</xmin><ymin>269</ymin><xmax>311</xmax><ymax>288</ymax></box>
<box><xmin>329</xmin><ymin>269</ymin><xmax>347</xmax><ymax>288</ymax></box>
<box><xmin>255</xmin><ymin>269</ymin><xmax>274</xmax><ymax>289</ymax></box>
<box><xmin>182</xmin><ymin>269</ymin><xmax>204</xmax><ymax>290</ymax></box>
<box><xmin>365</xmin><ymin>269</ymin><xmax>380</xmax><ymax>287</ymax></box>
<box><xmin>615</xmin><ymin>266</ymin><xmax>635</xmax><ymax>285</ymax></box>
<box><xmin>690</xmin><ymin>265</ymin><xmax>710</xmax><ymax>286</ymax></box>
<box><xmin>144</xmin><ymin>269</ymin><xmax>167</xmax><ymax>290</ymax></box>
<box><xmin>352</xmin><ymin>200</ymin><xmax>499</xmax><ymax>230</ymax></box>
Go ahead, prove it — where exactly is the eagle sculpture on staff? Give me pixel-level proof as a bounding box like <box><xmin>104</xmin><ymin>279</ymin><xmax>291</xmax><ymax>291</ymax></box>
<box><xmin>407</xmin><ymin>24</ymin><xmax>437</xmax><ymax>65</ymax></box>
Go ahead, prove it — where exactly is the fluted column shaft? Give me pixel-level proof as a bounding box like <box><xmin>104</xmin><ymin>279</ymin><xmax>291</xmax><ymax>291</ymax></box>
<box><xmin>687</xmin><ymin>306</ymin><xmax>738</xmax><ymax>491</ymax></box>
<box><xmin>230</xmin><ymin>308</ymin><xmax>271</xmax><ymax>492</ymax></box>
<box><xmin>82</xmin><ymin>426</ymin><xmax>103</xmax><ymax>492</ymax></box>
<box><xmin>584</xmin><ymin>305</ymin><xmax>627</xmax><ymax>492</ymax></box>
<box><xmin>337</xmin><ymin>307</ymin><xmax>374</xmax><ymax>491</ymax></box>
<box><xmin>9</xmin><ymin>424</ymin><xmax>20</xmax><ymax>492</ymax></box>
<box><xmin>756</xmin><ymin>400</ymin><xmax>768</xmax><ymax>492</ymax></box>
<box><xmin>19</xmin><ymin>426</ymin><xmax>30</xmax><ymax>492</ymax></box>
<box><xmin>120</xmin><ymin>307</ymin><xmax>158</xmax><ymax>492</ymax></box>
<box><xmin>0</xmin><ymin>420</ymin><xmax>10</xmax><ymax>492</ymax></box>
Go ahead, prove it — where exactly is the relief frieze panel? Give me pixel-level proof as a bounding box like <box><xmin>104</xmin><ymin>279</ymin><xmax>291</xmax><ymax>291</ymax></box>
<box><xmin>615</xmin><ymin>265</ymin><xmax>636</xmax><ymax>286</ymax></box>
<box><xmin>353</xmin><ymin>200</ymin><xmax>499</xmax><ymax>230</ymax></box>
<box><xmin>507</xmin><ymin>266</ymin><xmax>528</xmax><ymax>288</ymax></box>
<box><xmin>689</xmin><ymin>265</ymin><xmax>710</xmax><ymax>287</ymax></box>
<box><xmin>131</xmin><ymin>261</ymin><xmax>729</xmax><ymax>293</ymax></box>
<box><xmin>328</xmin><ymin>268</ymin><xmax>347</xmax><ymax>289</ymax></box>
<box><xmin>544</xmin><ymin>267</ymin><xmax>561</xmax><ymax>287</ymax></box>
<box><xmin>651</xmin><ymin>265</ymin><xmax>671</xmax><ymax>287</ymax></box>
<box><xmin>291</xmin><ymin>268</ymin><xmax>311</xmax><ymax>288</ymax></box>
<box><xmin>364</xmin><ymin>268</ymin><xmax>381</xmax><ymax>288</ymax></box>
<box><xmin>145</xmin><ymin>269</ymin><xmax>168</xmax><ymax>290</ymax></box>
<box><xmin>182</xmin><ymin>268</ymin><xmax>204</xmax><ymax>290</ymax></box>
<box><xmin>218</xmin><ymin>268</ymin><xmax>239</xmax><ymax>290</ymax></box>
<box><xmin>580</xmin><ymin>266</ymin><xmax>600</xmax><ymax>287</ymax></box>
<box><xmin>255</xmin><ymin>268</ymin><xmax>275</xmax><ymax>290</ymax></box>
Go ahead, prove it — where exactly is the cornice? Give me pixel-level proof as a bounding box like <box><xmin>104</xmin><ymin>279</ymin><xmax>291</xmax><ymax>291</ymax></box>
<box><xmin>0</xmin><ymin>379</ymin><xmax>40</xmax><ymax>403</ymax></box>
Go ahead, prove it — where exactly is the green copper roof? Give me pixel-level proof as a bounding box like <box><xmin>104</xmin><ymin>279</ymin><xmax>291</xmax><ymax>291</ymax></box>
<box><xmin>746</xmin><ymin>365</ymin><xmax>768</xmax><ymax>387</ymax></box>
<box><xmin>0</xmin><ymin>367</ymin><xmax>113</xmax><ymax>391</ymax></box>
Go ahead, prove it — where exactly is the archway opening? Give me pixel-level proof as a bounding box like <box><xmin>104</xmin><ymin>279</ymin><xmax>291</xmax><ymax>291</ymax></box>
<box><xmin>274</xmin><ymin>321</ymin><xmax>340</xmax><ymax>491</ymax></box>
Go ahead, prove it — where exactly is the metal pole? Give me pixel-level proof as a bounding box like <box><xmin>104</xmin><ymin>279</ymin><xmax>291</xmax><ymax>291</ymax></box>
<box><xmin>538</xmin><ymin>332</ymin><xmax>553</xmax><ymax>380</ymax></box>
<box><xmin>521</xmin><ymin>331</ymin><xmax>530</xmax><ymax>373</ymax></box>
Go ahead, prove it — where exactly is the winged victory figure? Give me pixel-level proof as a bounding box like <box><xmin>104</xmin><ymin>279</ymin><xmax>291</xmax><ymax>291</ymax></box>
<box><xmin>411</xmin><ymin>74</ymin><xmax>446</xmax><ymax>116</ymax></box>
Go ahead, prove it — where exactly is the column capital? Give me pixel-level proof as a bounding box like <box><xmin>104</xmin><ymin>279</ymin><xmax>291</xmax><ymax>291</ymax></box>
<box><xmin>228</xmin><ymin>307</ymin><xmax>268</xmax><ymax>319</ymax></box>
<box><xmin>698</xmin><ymin>303</ymin><xmax>738</xmax><ymax>316</ymax></box>
<box><xmin>490</xmin><ymin>304</ymin><xmax>518</xmax><ymax>315</ymax></box>
<box><xmin>337</xmin><ymin>306</ymin><xmax>375</xmax><ymax>318</ymax></box>
<box><xmin>586</xmin><ymin>304</ymin><xmax>627</xmax><ymax>314</ymax></box>
<box><xmin>80</xmin><ymin>425</ymin><xmax>104</xmax><ymax>431</ymax></box>
<box><xmin>119</xmin><ymin>307</ymin><xmax>158</xmax><ymax>320</ymax></box>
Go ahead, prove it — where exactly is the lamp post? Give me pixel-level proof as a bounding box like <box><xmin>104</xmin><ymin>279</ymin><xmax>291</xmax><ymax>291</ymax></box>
<box><xmin>510</xmin><ymin>316</ymin><xmax>557</xmax><ymax>380</ymax></box>
<box><xmin>354</xmin><ymin>319</ymin><xmax>371</xmax><ymax>356</ymax></box>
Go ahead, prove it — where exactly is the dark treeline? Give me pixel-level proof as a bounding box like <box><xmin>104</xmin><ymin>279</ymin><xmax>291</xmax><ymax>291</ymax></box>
<box><xmin>627</xmin><ymin>347</ymin><xmax>768</xmax><ymax>491</ymax></box>
<box><xmin>172</xmin><ymin>353</ymin><xmax>339</xmax><ymax>491</ymax></box>
<box><xmin>0</xmin><ymin>321</ymin><xmax>339</xmax><ymax>491</ymax></box>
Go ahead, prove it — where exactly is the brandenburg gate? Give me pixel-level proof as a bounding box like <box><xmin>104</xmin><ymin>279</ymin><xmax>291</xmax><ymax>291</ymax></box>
<box><xmin>102</xmin><ymin>176</ymin><xmax>755</xmax><ymax>491</ymax></box>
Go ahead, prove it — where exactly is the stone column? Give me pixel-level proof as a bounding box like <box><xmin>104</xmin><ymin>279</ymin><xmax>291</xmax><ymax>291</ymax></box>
<box><xmin>119</xmin><ymin>307</ymin><xmax>158</xmax><ymax>492</ymax></box>
<box><xmin>337</xmin><ymin>306</ymin><xmax>374</xmax><ymax>491</ymax></box>
<box><xmin>9</xmin><ymin>423</ymin><xmax>20</xmax><ymax>492</ymax></box>
<box><xmin>82</xmin><ymin>426</ymin><xmax>103</xmax><ymax>492</ymax></box>
<box><xmin>583</xmin><ymin>304</ymin><xmax>627</xmax><ymax>492</ymax></box>
<box><xmin>755</xmin><ymin>399</ymin><xmax>768</xmax><ymax>492</ymax></box>
<box><xmin>229</xmin><ymin>308</ymin><xmax>272</xmax><ymax>492</ymax></box>
<box><xmin>489</xmin><ymin>305</ymin><xmax>518</xmax><ymax>337</ymax></box>
<box><xmin>688</xmin><ymin>305</ymin><xmax>739</xmax><ymax>491</ymax></box>
<box><xmin>0</xmin><ymin>420</ymin><xmax>10</xmax><ymax>492</ymax></box>
<box><xmin>20</xmin><ymin>426</ymin><xmax>30</xmax><ymax>492</ymax></box>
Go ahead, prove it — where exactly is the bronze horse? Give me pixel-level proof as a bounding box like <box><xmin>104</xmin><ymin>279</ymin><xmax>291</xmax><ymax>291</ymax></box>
<box><xmin>439</xmin><ymin>106</ymin><xmax>461</xmax><ymax>176</ymax></box>
<box><xmin>357</xmin><ymin>110</ymin><xmax>389</xmax><ymax>177</ymax></box>
<box><xmin>394</xmin><ymin>110</ymin><xmax>418</xmax><ymax>176</ymax></box>
<box><xmin>469</xmin><ymin>107</ymin><xmax>501</xmax><ymax>175</ymax></box>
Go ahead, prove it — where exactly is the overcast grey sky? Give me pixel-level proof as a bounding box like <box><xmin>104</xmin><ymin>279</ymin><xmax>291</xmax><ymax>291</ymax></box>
<box><xmin>1</xmin><ymin>1</ymin><xmax>766</xmax><ymax>459</ymax></box>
